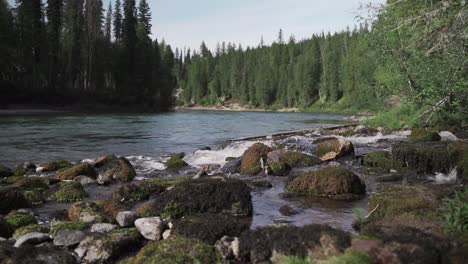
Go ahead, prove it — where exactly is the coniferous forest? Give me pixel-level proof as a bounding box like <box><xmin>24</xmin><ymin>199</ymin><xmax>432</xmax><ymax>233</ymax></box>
<box><xmin>0</xmin><ymin>0</ymin><xmax>176</xmax><ymax>111</ymax></box>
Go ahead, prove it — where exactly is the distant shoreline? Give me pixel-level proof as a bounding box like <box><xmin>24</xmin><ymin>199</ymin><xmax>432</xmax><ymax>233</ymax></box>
<box><xmin>175</xmin><ymin>105</ymin><xmax>300</xmax><ymax>113</ymax></box>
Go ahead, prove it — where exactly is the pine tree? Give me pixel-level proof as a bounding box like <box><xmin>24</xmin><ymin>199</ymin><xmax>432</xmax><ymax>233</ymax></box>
<box><xmin>63</xmin><ymin>0</ymin><xmax>84</xmax><ymax>92</ymax></box>
<box><xmin>46</xmin><ymin>0</ymin><xmax>62</xmax><ymax>93</ymax></box>
<box><xmin>104</xmin><ymin>2</ymin><xmax>112</xmax><ymax>42</ymax></box>
<box><xmin>113</xmin><ymin>0</ymin><xmax>122</xmax><ymax>42</ymax></box>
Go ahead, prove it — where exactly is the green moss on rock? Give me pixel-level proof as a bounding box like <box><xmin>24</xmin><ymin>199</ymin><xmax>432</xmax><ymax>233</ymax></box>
<box><xmin>367</xmin><ymin>185</ymin><xmax>440</xmax><ymax>223</ymax></box>
<box><xmin>139</xmin><ymin>177</ymin><xmax>191</xmax><ymax>189</ymax></box>
<box><xmin>112</xmin><ymin>183</ymin><xmax>148</xmax><ymax>206</ymax></box>
<box><xmin>132</xmin><ymin>236</ymin><xmax>219</xmax><ymax>264</ymax></box>
<box><xmin>0</xmin><ymin>165</ymin><xmax>13</xmax><ymax>177</ymax></box>
<box><xmin>13</xmin><ymin>165</ymin><xmax>31</xmax><ymax>177</ymax></box>
<box><xmin>269</xmin><ymin>161</ymin><xmax>291</xmax><ymax>176</ymax></box>
<box><xmin>13</xmin><ymin>177</ymin><xmax>49</xmax><ymax>191</ymax></box>
<box><xmin>280</xmin><ymin>151</ymin><xmax>322</xmax><ymax>167</ymax></box>
<box><xmin>12</xmin><ymin>224</ymin><xmax>49</xmax><ymax>239</ymax></box>
<box><xmin>286</xmin><ymin>167</ymin><xmax>366</xmax><ymax>200</ymax></box>
<box><xmin>363</xmin><ymin>151</ymin><xmax>402</xmax><ymax>172</ymax></box>
<box><xmin>40</xmin><ymin>160</ymin><xmax>72</xmax><ymax>172</ymax></box>
<box><xmin>68</xmin><ymin>201</ymin><xmax>108</xmax><ymax>223</ymax></box>
<box><xmin>240</xmin><ymin>143</ymin><xmax>272</xmax><ymax>175</ymax></box>
<box><xmin>49</xmin><ymin>181</ymin><xmax>87</xmax><ymax>202</ymax></box>
<box><xmin>57</xmin><ymin>163</ymin><xmax>97</xmax><ymax>180</ymax></box>
<box><xmin>447</xmin><ymin>141</ymin><xmax>468</xmax><ymax>163</ymax></box>
<box><xmin>4</xmin><ymin>211</ymin><xmax>37</xmax><ymax>230</ymax></box>
<box><xmin>409</xmin><ymin>128</ymin><xmax>441</xmax><ymax>143</ymax></box>
<box><xmin>93</xmin><ymin>154</ymin><xmax>118</xmax><ymax>168</ymax></box>
<box><xmin>23</xmin><ymin>189</ymin><xmax>45</xmax><ymax>206</ymax></box>
<box><xmin>116</xmin><ymin>157</ymin><xmax>136</xmax><ymax>182</ymax></box>
<box><xmin>49</xmin><ymin>221</ymin><xmax>88</xmax><ymax>236</ymax></box>
<box><xmin>316</xmin><ymin>138</ymin><xmax>354</xmax><ymax>161</ymax></box>
<box><xmin>166</xmin><ymin>153</ymin><xmax>188</xmax><ymax>171</ymax></box>
<box><xmin>392</xmin><ymin>143</ymin><xmax>451</xmax><ymax>174</ymax></box>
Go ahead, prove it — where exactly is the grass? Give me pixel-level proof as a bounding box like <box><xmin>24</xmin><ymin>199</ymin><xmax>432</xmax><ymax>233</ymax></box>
<box><xmin>364</xmin><ymin>104</ymin><xmax>423</xmax><ymax>129</ymax></box>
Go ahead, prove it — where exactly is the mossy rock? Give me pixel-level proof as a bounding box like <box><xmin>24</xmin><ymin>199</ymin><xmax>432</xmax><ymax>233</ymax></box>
<box><xmin>39</xmin><ymin>160</ymin><xmax>72</xmax><ymax>172</ymax></box>
<box><xmin>12</xmin><ymin>177</ymin><xmax>49</xmax><ymax>191</ymax></box>
<box><xmin>132</xmin><ymin>236</ymin><xmax>219</xmax><ymax>264</ymax></box>
<box><xmin>138</xmin><ymin>177</ymin><xmax>190</xmax><ymax>194</ymax></box>
<box><xmin>111</xmin><ymin>183</ymin><xmax>149</xmax><ymax>206</ymax></box>
<box><xmin>115</xmin><ymin>157</ymin><xmax>137</xmax><ymax>182</ymax></box>
<box><xmin>13</xmin><ymin>165</ymin><xmax>32</xmax><ymax>177</ymax></box>
<box><xmin>280</xmin><ymin>151</ymin><xmax>322</xmax><ymax>167</ymax></box>
<box><xmin>238</xmin><ymin>225</ymin><xmax>351</xmax><ymax>263</ymax></box>
<box><xmin>4</xmin><ymin>211</ymin><xmax>37</xmax><ymax>230</ymax></box>
<box><xmin>286</xmin><ymin>167</ymin><xmax>366</xmax><ymax>200</ymax></box>
<box><xmin>0</xmin><ymin>187</ymin><xmax>29</xmax><ymax>214</ymax></box>
<box><xmin>172</xmin><ymin>213</ymin><xmax>250</xmax><ymax>244</ymax></box>
<box><xmin>316</xmin><ymin>138</ymin><xmax>354</xmax><ymax>161</ymax></box>
<box><xmin>166</xmin><ymin>153</ymin><xmax>188</xmax><ymax>171</ymax></box>
<box><xmin>0</xmin><ymin>165</ymin><xmax>13</xmax><ymax>177</ymax></box>
<box><xmin>12</xmin><ymin>224</ymin><xmax>49</xmax><ymax>239</ymax></box>
<box><xmin>367</xmin><ymin>185</ymin><xmax>440</xmax><ymax>223</ymax></box>
<box><xmin>363</xmin><ymin>151</ymin><xmax>402</xmax><ymax>172</ymax></box>
<box><xmin>409</xmin><ymin>128</ymin><xmax>441</xmax><ymax>143</ymax></box>
<box><xmin>57</xmin><ymin>163</ymin><xmax>97</xmax><ymax>180</ymax></box>
<box><xmin>447</xmin><ymin>141</ymin><xmax>468</xmax><ymax>163</ymax></box>
<box><xmin>49</xmin><ymin>221</ymin><xmax>89</xmax><ymax>236</ymax></box>
<box><xmin>22</xmin><ymin>189</ymin><xmax>45</xmax><ymax>206</ymax></box>
<box><xmin>457</xmin><ymin>153</ymin><xmax>468</xmax><ymax>182</ymax></box>
<box><xmin>269</xmin><ymin>161</ymin><xmax>291</xmax><ymax>176</ymax></box>
<box><xmin>392</xmin><ymin>143</ymin><xmax>451</xmax><ymax>174</ymax></box>
<box><xmin>93</xmin><ymin>154</ymin><xmax>118</xmax><ymax>168</ymax></box>
<box><xmin>136</xmin><ymin>178</ymin><xmax>253</xmax><ymax>219</ymax></box>
<box><xmin>49</xmin><ymin>181</ymin><xmax>87</xmax><ymax>202</ymax></box>
<box><xmin>240</xmin><ymin>143</ymin><xmax>272</xmax><ymax>175</ymax></box>
<box><xmin>0</xmin><ymin>216</ymin><xmax>14</xmax><ymax>238</ymax></box>
<box><xmin>68</xmin><ymin>201</ymin><xmax>108</xmax><ymax>223</ymax></box>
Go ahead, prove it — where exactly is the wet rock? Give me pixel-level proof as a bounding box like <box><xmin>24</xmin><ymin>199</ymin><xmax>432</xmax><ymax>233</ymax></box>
<box><xmin>14</xmin><ymin>232</ymin><xmax>50</xmax><ymax>247</ymax></box>
<box><xmin>216</xmin><ymin>235</ymin><xmax>240</xmax><ymax>260</ymax></box>
<box><xmin>131</xmin><ymin>236</ymin><xmax>218</xmax><ymax>264</ymax></box>
<box><xmin>392</xmin><ymin>143</ymin><xmax>451</xmax><ymax>174</ymax></box>
<box><xmin>317</xmin><ymin>138</ymin><xmax>354</xmax><ymax>161</ymax></box>
<box><xmin>279</xmin><ymin>205</ymin><xmax>298</xmax><ymax>216</ymax></box>
<box><xmin>244</xmin><ymin>178</ymin><xmax>273</xmax><ymax>189</ymax></box>
<box><xmin>135</xmin><ymin>217</ymin><xmax>165</xmax><ymax>241</ymax></box>
<box><xmin>74</xmin><ymin>175</ymin><xmax>97</xmax><ymax>186</ymax></box>
<box><xmin>240</xmin><ymin>143</ymin><xmax>272</xmax><ymax>175</ymax></box>
<box><xmin>92</xmin><ymin>154</ymin><xmax>118</xmax><ymax>168</ymax></box>
<box><xmin>115</xmin><ymin>157</ymin><xmax>137</xmax><ymax>182</ymax></box>
<box><xmin>75</xmin><ymin>228</ymin><xmax>142</xmax><ymax>263</ymax></box>
<box><xmin>0</xmin><ymin>187</ymin><xmax>28</xmax><ymax>214</ymax></box>
<box><xmin>68</xmin><ymin>201</ymin><xmax>108</xmax><ymax>224</ymax></box>
<box><xmin>350</xmin><ymin>239</ymin><xmax>400</xmax><ymax>264</ymax></box>
<box><xmin>4</xmin><ymin>210</ymin><xmax>37</xmax><ymax>231</ymax></box>
<box><xmin>97</xmin><ymin>170</ymin><xmax>114</xmax><ymax>185</ymax></box>
<box><xmin>285</xmin><ymin>166</ymin><xmax>366</xmax><ymax>200</ymax></box>
<box><xmin>49</xmin><ymin>181</ymin><xmax>87</xmax><ymax>202</ymax></box>
<box><xmin>136</xmin><ymin>178</ymin><xmax>252</xmax><ymax>219</ymax></box>
<box><xmin>14</xmin><ymin>244</ymin><xmax>77</xmax><ymax>264</ymax></box>
<box><xmin>269</xmin><ymin>150</ymin><xmax>322</xmax><ymax>168</ymax></box>
<box><xmin>375</xmin><ymin>174</ymin><xmax>404</xmax><ymax>183</ymax></box>
<box><xmin>238</xmin><ymin>225</ymin><xmax>351</xmax><ymax>263</ymax></box>
<box><xmin>12</xmin><ymin>224</ymin><xmax>49</xmax><ymax>239</ymax></box>
<box><xmin>39</xmin><ymin>160</ymin><xmax>72</xmax><ymax>172</ymax></box>
<box><xmin>221</xmin><ymin>157</ymin><xmax>242</xmax><ymax>174</ymax></box>
<box><xmin>166</xmin><ymin>153</ymin><xmax>188</xmax><ymax>171</ymax></box>
<box><xmin>0</xmin><ymin>164</ymin><xmax>13</xmax><ymax>177</ymax></box>
<box><xmin>172</xmin><ymin>214</ymin><xmax>250</xmax><ymax>244</ymax></box>
<box><xmin>409</xmin><ymin>128</ymin><xmax>441</xmax><ymax>143</ymax></box>
<box><xmin>12</xmin><ymin>177</ymin><xmax>49</xmax><ymax>191</ymax></box>
<box><xmin>447</xmin><ymin>140</ymin><xmax>468</xmax><ymax>163</ymax></box>
<box><xmin>91</xmin><ymin>223</ymin><xmax>117</xmax><ymax>233</ymax></box>
<box><xmin>268</xmin><ymin>161</ymin><xmax>291</xmax><ymax>176</ymax></box>
<box><xmin>53</xmin><ymin>229</ymin><xmax>86</xmax><ymax>247</ymax></box>
<box><xmin>116</xmin><ymin>211</ymin><xmax>138</xmax><ymax>227</ymax></box>
<box><xmin>57</xmin><ymin>163</ymin><xmax>97</xmax><ymax>180</ymax></box>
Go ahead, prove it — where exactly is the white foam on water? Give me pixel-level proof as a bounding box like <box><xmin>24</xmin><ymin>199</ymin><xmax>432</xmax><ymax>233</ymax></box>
<box><xmin>183</xmin><ymin>140</ymin><xmax>273</xmax><ymax>168</ymax></box>
<box><xmin>82</xmin><ymin>158</ymin><xmax>95</xmax><ymax>163</ymax></box>
<box><xmin>432</xmin><ymin>168</ymin><xmax>457</xmax><ymax>184</ymax></box>
<box><xmin>344</xmin><ymin>130</ymin><xmax>411</xmax><ymax>145</ymax></box>
<box><xmin>126</xmin><ymin>155</ymin><xmax>167</xmax><ymax>173</ymax></box>
<box><xmin>439</xmin><ymin>131</ymin><xmax>458</xmax><ymax>142</ymax></box>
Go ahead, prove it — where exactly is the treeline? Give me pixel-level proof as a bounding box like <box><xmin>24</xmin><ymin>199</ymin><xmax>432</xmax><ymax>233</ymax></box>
<box><xmin>178</xmin><ymin>0</ymin><xmax>467</xmax><ymax>123</ymax></box>
<box><xmin>0</xmin><ymin>0</ymin><xmax>176</xmax><ymax>111</ymax></box>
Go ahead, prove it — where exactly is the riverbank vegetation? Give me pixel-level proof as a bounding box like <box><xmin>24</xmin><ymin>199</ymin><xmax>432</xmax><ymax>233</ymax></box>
<box><xmin>0</xmin><ymin>0</ymin><xmax>176</xmax><ymax>111</ymax></box>
<box><xmin>178</xmin><ymin>0</ymin><xmax>467</xmax><ymax>127</ymax></box>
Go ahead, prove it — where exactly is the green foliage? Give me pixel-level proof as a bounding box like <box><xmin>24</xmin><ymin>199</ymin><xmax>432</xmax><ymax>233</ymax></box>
<box><xmin>49</xmin><ymin>181</ymin><xmax>87</xmax><ymax>202</ymax></box>
<box><xmin>364</xmin><ymin>105</ymin><xmax>423</xmax><ymax>129</ymax></box>
<box><xmin>443</xmin><ymin>189</ymin><xmax>468</xmax><ymax>234</ymax></box>
<box><xmin>4</xmin><ymin>211</ymin><xmax>37</xmax><ymax>230</ymax></box>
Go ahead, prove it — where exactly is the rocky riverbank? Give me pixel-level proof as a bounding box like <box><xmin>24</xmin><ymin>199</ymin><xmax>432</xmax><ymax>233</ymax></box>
<box><xmin>0</xmin><ymin>125</ymin><xmax>467</xmax><ymax>264</ymax></box>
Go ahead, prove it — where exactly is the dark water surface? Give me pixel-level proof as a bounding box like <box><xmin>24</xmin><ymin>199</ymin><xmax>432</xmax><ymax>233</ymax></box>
<box><xmin>0</xmin><ymin>110</ymin><xmax>348</xmax><ymax>167</ymax></box>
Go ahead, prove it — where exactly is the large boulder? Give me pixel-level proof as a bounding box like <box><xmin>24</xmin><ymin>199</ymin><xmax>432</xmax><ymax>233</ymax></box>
<box><xmin>130</xmin><ymin>236</ymin><xmax>219</xmax><ymax>264</ymax></box>
<box><xmin>172</xmin><ymin>214</ymin><xmax>250</xmax><ymax>244</ymax></box>
<box><xmin>238</xmin><ymin>225</ymin><xmax>351</xmax><ymax>263</ymax></box>
<box><xmin>240</xmin><ymin>143</ymin><xmax>272</xmax><ymax>175</ymax></box>
<box><xmin>49</xmin><ymin>181</ymin><xmax>88</xmax><ymax>202</ymax></box>
<box><xmin>93</xmin><ymin>155</ymin><xmax>137</xmax><ymax>183</ymax></box>
<box><xmin>0</xmin><ymin>187</ymin><xmax>28</xmax><ymax>214</ymax></box>
<box><xmin>136</xmin><ymin>178</ymin><xmax>252</xmax><ymax>219</ymax></box>
<box><xmin>57</xmin><ymin>163</ymin><xmax>97</xmax><ymax>180</ymax></box>
<box><xmin>75</xmin><ymin>228</ymin><xmax>142</xmax><ymax>263</ymax></box>
<box><xmin>409</xmin><ymin>128</ymin><xmax>441</xmax><ymax>143</ymax></box>
<box><xmin>286</xmin><ymin>167</ymin><xmax>366</xmax><ymax>200</ymax></box>
<box><xmin>316</xmin><ymin>138</ymin><xmax>354</xmax><ymax>161</ymax></box>
<box><xmin>392</xmin><ymin>143</ymin><xmax>451</xmax><ymax>174</ymax></box>
<box><xmin>12</xmin><ymin>177</ymin><xmax>49</xmax><ymax>191</ymax></box>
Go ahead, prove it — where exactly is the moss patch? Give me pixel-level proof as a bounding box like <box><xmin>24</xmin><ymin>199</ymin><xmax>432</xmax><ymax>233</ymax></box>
<box><xmin>285</xmin><ymin>167</ymin><xmax>366</xmax><ymax>200</ymax></box>
<box><xmin>4</xmin><ymin>211</ymin><xmax>37</xmax><ymax>230</ymax></box>
<box><xmin>68</xmin><ymin>201</ymin><xmax>108</xmax><ymax>223</ymax></box>
<box><xmin>132</xmin><ymin>236</ymin><xmax>219</xmax><ymax>264</ymax></box>
<box><xmin>13</xmin><ymin>177</ymin><xmax>49</xmax><ymax>191</ymax></box>
<box><xmin>138</xmin><ymin>177</ymin><xmax>191</xmax><ymax>190</ymax></box>
<box><xmin>57</xmin><ymin>163</ymin><xmax>97</xmax><ymax>180</ymax></box>
<box><xmin>269</xmin><ymin>161</ymin><xmax>291</xmax><ymax>176</ymax></box>
<box><xmin>49</xmin><ymin>221</ymin><xmax>88</xmax><ymax>236</ymax></box>
<box><xmin>40</xmin><ymin>160</ymin><xmax>72</xmax><ymax>172</ymax></box>
<box><xmin>367</xmin><ymin>185</ymin><xmax>440</xmax><ymax>223</ymax></box>
<box><xmin>447</xmin><ymin>141</ymin><xmax>468</xmax><ymax>163</ymax></box>
<box><xmin>409</xmin><ymin>128</ymin><xmax>441</xmax><ymax>143</ymax></box>
<box><xmin>457</xmin><ymin>153</ymin><xmax>468</xmax><ymax>182</ymax></box>
<box><xmin>240</xmin><ymin>143</ymin><xmax>272</xmax><ymax>175</ymax></box>
<box><xmin>280</xmin><ymin>151</ymin><xmax>322</xmax><ymax>167</ymax></box>
<box><xmin>12</xmin><ymin>224</ymin><xmax>49</xmax><ymax>239</ymax></box>
<box><xmin>363</xmin><ymin>151</ymin><xmax>402</xmax><ymax>172</ymax></box>
<box><xmin>316</xmin><ymin>138</ymin><xmax>354</xmax><ymax>161</ymax></box>
<box><xmin>49</xmin><ymin>181</ymin><xmax>88</xmax><ymax>202</ymax></box>
<box><xmin>111</xmin><ymin>183</ymin><xmax>148</xmax><ymax>206</ymax></box>
<box><xmin>0</xmin><ymin>165</ymin><xmax>13</xmax><ymax>177</ymax></box>
<box><xmin>22</xmin><ymin>189</ymin><xmax>45</xmax><ymax>206</ymax></box>
<box><xmin>115</xmin><ymin>157</ymin><xmax>136</xmax><ymax>182</ymax></box>
<box><xmin>166</xmin><ymin>153</ymin><xmax>188</xmax><ymax>171</ymax></box>
<box><xmin>392</xmin><ymin>143</ymin><xmax>451</xmax><ymax>174</ymax></box>
<box><xmin>324</xmin><ymin>250</ymin><xmax>370</xmax><ymax>264</ymax></box>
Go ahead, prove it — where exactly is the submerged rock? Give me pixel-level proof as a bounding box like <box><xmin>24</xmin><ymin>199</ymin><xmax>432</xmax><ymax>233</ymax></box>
<box><xmin>238</xmin><ymin>225</ymin><xmax>351</xmax><ymax>263</ymax></box>
<box><xmin>58</xmin><ymin>163</ymin><xmax>97</xmax><ymax>180</ymax></box>
<box><xmin>285</xmin><ymin>167</ymin><xmax>366</xmax><ymax>200</ymax></box>
<box><xmin>316</xmin><ymin>138</ymin><xmax>354</xmax><ymax>161</ymax></box>
<box><xmin>136</xmin><ymin>178</ymin><xmax>252</xmax><ymax>219</ymax></box>
<box><xmin>240</xmin><ymin>143</ymin><xmax>272</xmax><ymax>175</ymax></box>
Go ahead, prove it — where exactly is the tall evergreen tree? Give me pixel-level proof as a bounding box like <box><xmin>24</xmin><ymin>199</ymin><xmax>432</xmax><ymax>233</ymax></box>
<box><xmin>113</xmin><ymin>0</ymin><xmax>122</xmax><ymax>42</ymax></box>
<box><xmin>46</xmin><ymin>0</ymin><xmax>62</xmax><ymax>93</ymax></box>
